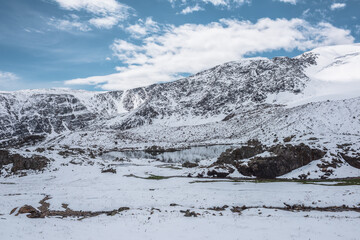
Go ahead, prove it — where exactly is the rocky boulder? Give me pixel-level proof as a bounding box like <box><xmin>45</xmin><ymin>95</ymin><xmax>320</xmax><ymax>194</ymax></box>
<box><xmin>216</xmin><ymin>140</ymin><xmax>264</xmax><ymax>164</ymax></box>
<box><xmin>11</xmin><ymin>154</ymin><xmax>49</xmax><ymax>172</ymax></box>
<box><xmin>214</xmin><ymin>142</ymin><xmax>326</xmax><ymax>179</ymax></box>
<box><xmin>0</xmin><ymin>149</ymin><xmax>50</xmax><ymax>173</ymax></box>
<box><xmin>240</xmin><ymin>144</ymin><xmax>326</xmax><ymax>178</ymax></box>
<box><xmin>340</xmin><ymin>153</ymin><xmax>360</xmax><ymax>169</ymax></box>
<box><xmin>0</xmin><ymin>149</ymin><xmax>11</xmax><ymax>166</ymax></box>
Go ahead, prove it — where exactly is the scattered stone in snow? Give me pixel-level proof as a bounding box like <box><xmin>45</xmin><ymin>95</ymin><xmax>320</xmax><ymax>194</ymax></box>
<box><xmin>15</xmin><ymin>205</ymin><xmax>42</xmax><ymax>218</ymax></box>
<box><xmin>101</xmin><ymin>168</ymin><xmax>117</xmax><ymax>174</ymax></box>
<box><xmin>182</xmin><ymin>162</ymin><xmax>199</xmax><ymax>168</ymax></box>
<box><xmin>208</xmin><ymin>205</ymin><xmax>229</xmax><ymax>211</ymax></box>
<box><xmin>207</xmin><ymin>169</ymin><xmax>233</xmax><ymax>178</ymax></box>
<box><xmin>180</xmin><ymin>210</ymin><xmax>199</xmax><ymax>217</ymax></box>
<box><xmin>14</xmin><ymin>195</ymin><xmax>130</xmax><ymax>219</ymax></box>
<box><xmin>283</xmin><ymin>135</ymin><xmax>295</xmax><ymax>143</ymax></box>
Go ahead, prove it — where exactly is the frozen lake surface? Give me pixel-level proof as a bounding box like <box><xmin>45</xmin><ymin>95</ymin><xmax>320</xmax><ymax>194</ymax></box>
<box><xmin>104</xmin><ymin>145</ymin><xmax>235</xmax><ymax>163</ymax></box>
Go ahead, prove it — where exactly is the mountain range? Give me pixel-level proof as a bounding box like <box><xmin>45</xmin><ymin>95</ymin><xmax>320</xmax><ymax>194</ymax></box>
<box><xmin>1</xmin><ymin>44</ymin><xmax>359</xmax><ymax>148</ymax></box>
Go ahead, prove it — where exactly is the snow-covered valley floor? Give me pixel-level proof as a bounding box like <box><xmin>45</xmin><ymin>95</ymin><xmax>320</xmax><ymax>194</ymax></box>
<box><xmin>1</xmin><ymin>155</ymin><xmax>360</xmax><ymax>240</ymax></box>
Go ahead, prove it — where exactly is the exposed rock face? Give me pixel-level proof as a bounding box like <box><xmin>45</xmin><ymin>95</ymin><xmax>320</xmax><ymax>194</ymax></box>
<box><xmin>217</xmin><ymin>140</ymin><xmax>264</xmax><ymax>164</ymax></box>
<box><xmin>243</xmin><ymin>144</ymin><xmax>326</xmax><ymax>178</ymax></box>
<box><xmin>207</xmin><ymin>169</ymin><xmax>233</xmax><ymax>178</ymax></box>
<box><xmin>0</xmin><ymin>149</ymin><xmax>50</xmax><ymax>173</ymax></box>
<box><xmin>215</xmin><ymin>143</ymin><xmax>326</xmax><ymax>179</ymax></box>
<box><xmin>182</xmin><ymin>162</ymin><xmax>199</xmax><ymax>168</ymax></box>
<box><xmin>0</xmin><ymin>93</ymin><xmax>96</xmax><ymax>139</ymax></box>
<box><xmin>11</xmin><ymin>154</ymin><xmax>49</xmax><ymax>172</ymax></box>
<box><xmin>340</xmin><ymin>153</ymin><xmax>360</xmax><ymax>169</ymax></box>
<box><xmin>0</xmin><ymin>149</ymin><xmax>11</xmax><ymax>166</ymax></box>
<box><xmin>0</xmin><ymin>135</ymin><xmax>46</xmax><ymax>148</ymax></box>
<box><xmin>114</xmin><ymin>53</ymin><xmax>316</xmax><ymax>130</ymax></box>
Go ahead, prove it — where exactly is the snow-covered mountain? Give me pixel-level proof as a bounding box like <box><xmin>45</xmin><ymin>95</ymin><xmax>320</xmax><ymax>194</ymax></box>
<box><xmin>1</xmin><ymin>44</ymin><xmax>360</xmax><ymax>148</ymax></box>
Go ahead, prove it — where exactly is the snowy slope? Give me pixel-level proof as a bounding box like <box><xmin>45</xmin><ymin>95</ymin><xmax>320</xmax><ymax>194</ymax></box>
<box><xmin>0</xmin><ymin>43</ymin><xmax>359</xmax><ymax>146</ymax></box>
<box><xmin>0</xmin><ymin>88</ymin><xmax>148</xmax><ymax>139</ymax></box>
<box><xmin>268</xmin><ymin>43</ymin><xmax>360</xmax><ymax>107</ymax></box>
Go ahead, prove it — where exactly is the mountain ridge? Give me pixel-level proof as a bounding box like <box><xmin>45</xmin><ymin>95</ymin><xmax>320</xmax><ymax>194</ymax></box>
<box><xmin>0</xmin><ymin>44</ymin><xmax>360</xmax><ymax>145</ymax></box>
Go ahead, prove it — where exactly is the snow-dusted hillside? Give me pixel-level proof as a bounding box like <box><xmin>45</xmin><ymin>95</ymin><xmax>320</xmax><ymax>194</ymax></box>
<box><xmin>0</xmin><ymin>88</ymin><xmax>147</xmax><ymax>139</ymax></box>
<box><xmin>1</xmin><ymin>44</ymin><xmax>360</xmax><ymax>153</ymax></box>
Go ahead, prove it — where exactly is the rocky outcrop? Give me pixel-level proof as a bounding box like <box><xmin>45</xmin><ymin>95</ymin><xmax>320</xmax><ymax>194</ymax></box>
<box><xmin>11</xmin><ymin>154</ymin><xmax>49</xmax><ymax>172</ymax></box>
<box><xmin>0</xmin><ymin>149</ymin><xmax>50</xmax><ymax>173</ymax></box>
<box><xmin>242</xmin><ymin>144</ymin><xmax>326</xmax><ymax>178</ymax></box>
<box><xmin>182</xmin><ymin>162</ymin><xmax>199</xmax><ymax>168</ymax></box>
<box><xmin>0</xmin><ymin>135</ymin><xmax>46</xmax><ymax>148</ymax></box>
<box><xmin>216</xmin><ymin>140</ymin><xmax>264</xmax><ymax>164</ymax></box>
<box><xmin>340</xmin><ymin>153</ymin><xmax>360</xmax><ymax>169</ymax></box>
<box><xmin>114</xmin><ymin>54</ymin><xmax>316</xmax><ymax>130</ymax></box>
<box><xmin>214</xmin><ymin>143</ymin><xmax>326</xmax><ymax>179</ymax></box>
<box><xmin>0</xmin><ymin>149</ymin><xmax>11</xmax><ymax>166</ymax></box>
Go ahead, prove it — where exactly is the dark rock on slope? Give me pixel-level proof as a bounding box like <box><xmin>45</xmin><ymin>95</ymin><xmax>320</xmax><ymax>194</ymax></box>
<box><xmin>217</xmin><ymin>140</ymin><xmax>264</xmax><ymax>164</ymax></box>
<box><xmin>244</xmin><ymin>144</ymin><xmax>326</xmax><ymax>178</ymax></box>
<box><xmin>214</xmin><ymin>143</ymin><xmax>326</xmax><ymax>179</ymax></box>
<box><xmin>0</xmin><ymin>149</ymin><xmax>50</xmax><ymax>173</ymax></box>
<box><xmin>340</xmin><ymin>153</ymin><xmax>360</xmax><ymax>169</ymax></box>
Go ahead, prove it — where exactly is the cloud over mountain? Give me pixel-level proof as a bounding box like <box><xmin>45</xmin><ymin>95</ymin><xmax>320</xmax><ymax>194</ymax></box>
<box><xmin>65</xmin><ymin>18</ymin><xmax>354</xmax><ymax>90</ymax></box>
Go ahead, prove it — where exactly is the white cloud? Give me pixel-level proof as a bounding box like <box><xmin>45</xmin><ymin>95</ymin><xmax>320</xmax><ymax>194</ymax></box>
<box><xmin>89</xmin><ymin>16</ymin><xmax>119</xmax><ymax>29</ymax></box>
<box><xmin>53</xmin><ymin>0</ymin><xmax>131</xmax><ymax>29</ymax></box>
<box><xmin>203</xmin><ymin>0</ymin><xmax>227</xmax><ymax>6</ymax></box>
<box><xmin>169</xmin><ymin>0</ymin><xmax>250</xmax><ymax>7</ymax></box>
<box><xmin>277</xmin><ymin>0</ymin><xmax>297</xmax><ymax>4</ymax></box>
<box><xmin>49</xmin><ymin>17</ymin><xmax>91</xmax><ymax>32</ymax></box>
<box><xmin>180</xmin><ymin>4</ymin><xmax>204</xmax><ymax>14</ymax></box>
<box><xmin>65</xmin><ymin>18</ymin><xmax>354</xmax><ymax>90</ymax></box>
<box><xmin>0</xmin><ymin>71</ymin><xmax>19</xmax><ymax>87</ymax></box>
<box><xmin>355</xmin><ymin>25</ymin><xmax>360</xmax><ymax>35</ymax></box>
<box><xmin>330</xmin><ymin>3</ymin><xmax>346</xmax><ymax>10</ymax></box>
<box><xmin>125</xmin><ymin>18</ymin><xmax>160</xmax><ymax>38</ymax></box>
<box><xmin>53</xmin><ymin>0</ymin><xmax>128</xmax><ymax>15</ymax></box>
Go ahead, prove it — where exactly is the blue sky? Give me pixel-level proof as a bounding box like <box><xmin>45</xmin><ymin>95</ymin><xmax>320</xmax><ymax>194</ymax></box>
<box><xmin>0</xmin><ymin>0</ymin><xmax>359</xmax><ymax>91</ymax></box>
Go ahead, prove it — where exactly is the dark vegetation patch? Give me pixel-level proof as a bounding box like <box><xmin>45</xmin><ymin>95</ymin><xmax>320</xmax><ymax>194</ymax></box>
<box><xmin>146</xmin><ymin>175</ymin><xmax>171</xmax><ymax>180</ymax></box>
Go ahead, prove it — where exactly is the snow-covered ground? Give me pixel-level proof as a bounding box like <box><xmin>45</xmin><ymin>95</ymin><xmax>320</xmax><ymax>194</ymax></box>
<box><xmin>1</xmin><ymin>153</ymin><xmax>360</xmax><ymax>240</ymax></box>
<box><xmin>1</xmin><ymin>44</ymin><xmax>360</xmax><ymax>239</ymax></box>
<box><xmin>3</xmin><ymin>207</ymin><xmax>360</xmax><ymax>240</ymax></box>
